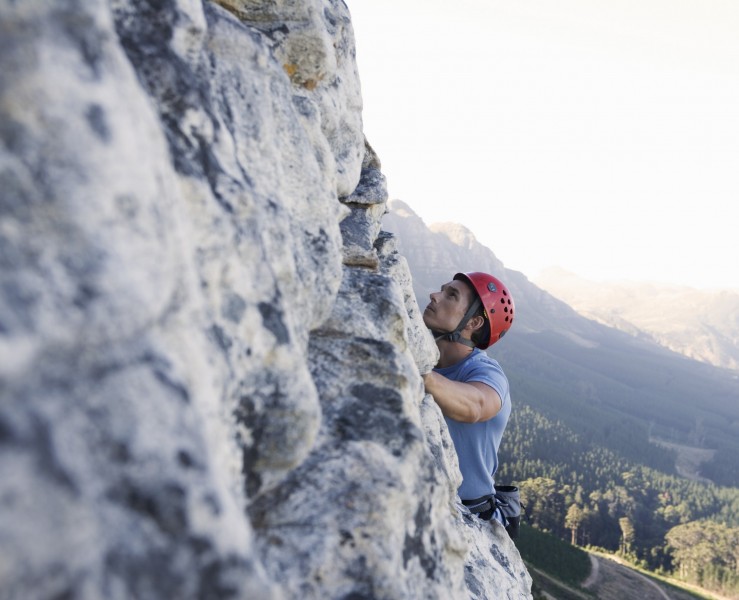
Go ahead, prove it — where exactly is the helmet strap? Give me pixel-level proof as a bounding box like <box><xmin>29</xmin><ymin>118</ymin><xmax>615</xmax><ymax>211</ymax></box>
<box><xmin>432</xmin><ymin>296</ymin><xmax>482</xmax><ymax>349</ymax></box>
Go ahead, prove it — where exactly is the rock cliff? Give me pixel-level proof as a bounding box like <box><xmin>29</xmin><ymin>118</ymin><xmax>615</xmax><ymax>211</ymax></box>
<box><xmin>0</xmin><ymin>0</ymin><xmax>532</xmax><ymax>598</ymax></box>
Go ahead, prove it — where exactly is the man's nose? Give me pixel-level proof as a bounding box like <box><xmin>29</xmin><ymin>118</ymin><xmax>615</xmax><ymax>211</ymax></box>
<box><xmin>429</xmin><ymin>291</ymin><xmax>439</xmax><ymax>302</ymax></box>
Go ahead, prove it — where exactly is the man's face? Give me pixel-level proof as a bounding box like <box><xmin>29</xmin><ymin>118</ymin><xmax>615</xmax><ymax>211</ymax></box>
<box><xmin>423</xmin><ymin>279</ymin><xmax>475</xmax><ymax>333</ymax></box>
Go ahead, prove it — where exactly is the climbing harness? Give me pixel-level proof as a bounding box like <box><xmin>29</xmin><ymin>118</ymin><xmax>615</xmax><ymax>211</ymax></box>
<box><xmin>463</xmin><ymin>485</ymin><xmax>522</xmax><ymax>540</ymax></box>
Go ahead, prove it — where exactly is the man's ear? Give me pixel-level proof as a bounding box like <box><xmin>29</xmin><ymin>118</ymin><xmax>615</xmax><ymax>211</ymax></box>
<box><xmin>466</xmin><ymin>315</ymin><xmax>485</xmax><ymax>333</ymax></box>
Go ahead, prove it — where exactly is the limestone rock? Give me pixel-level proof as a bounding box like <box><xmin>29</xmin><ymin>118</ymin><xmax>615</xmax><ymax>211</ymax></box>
<box><xmin>375</xmin><ymin>231</ymin><xmax>440</xmax><ymax>375</ymax></box>
<box><xmin>213</xmin><ymin>0</ymin><xmax>364</xmax><ymax>197</ymax></box>
<box><xmin>339</xmin><ymin>141</ymin><xmax>389</xmax><ymax>268</ymax></box>
<box><xmin>0</xmin><ymin>0</ymin><xmax>532</xmax><ymax>598</ymax></box>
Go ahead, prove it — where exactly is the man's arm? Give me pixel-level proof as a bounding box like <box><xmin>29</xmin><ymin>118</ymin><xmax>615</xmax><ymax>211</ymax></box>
<box><xmin>422</xmin><ymin>371</ymin><xmax>502</xmax><ymax>423</ymax></box>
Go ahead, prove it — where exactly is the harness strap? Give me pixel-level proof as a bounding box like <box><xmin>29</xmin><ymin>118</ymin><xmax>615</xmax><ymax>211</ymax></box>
<box><xmin>462</xmin><ymin>495</ymin><xmax>496</xmax><ymax>514</ymax></box>
<box><xmin>433</xmin><ymin>297</ymin><xmax>482</xmax><ymax>348</ymax></box>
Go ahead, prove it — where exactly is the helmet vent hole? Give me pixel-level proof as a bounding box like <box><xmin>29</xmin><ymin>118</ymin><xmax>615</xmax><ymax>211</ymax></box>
<box><xmin>505</xmin><ymin>316</ymin><xmax>509</xmax><ymax>322</ymax></box>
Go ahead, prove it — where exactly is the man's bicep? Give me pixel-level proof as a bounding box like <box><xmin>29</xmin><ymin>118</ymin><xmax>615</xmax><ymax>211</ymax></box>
<box><xmin>468</xmin><ymin>381</ymin><xmax>502</xmax><ymax>421</ymax></box>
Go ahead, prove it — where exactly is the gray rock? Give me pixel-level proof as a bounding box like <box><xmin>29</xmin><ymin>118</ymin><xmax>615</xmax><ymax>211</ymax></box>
<box><xmin>0</xmin><ymin>0</ymin><xmax>532</xmax><ymax>598</ymax></box>
<box><xmin>214</xmin><ymin>0</ymin><xmax>364</xmax><ymax>198</ymax></box>
<box><xmin>248</xmin><ymin>264</ymin><xmax>472</xmax><ymax>599</ymax></box>
<box><xmin>338</xmin><ymin>141</ymin><xmax>389</xmax><ymax>268</ymax></box>
<box><xmin>375</xmin><ymin>231</ymin><xmax>439</xmax><ymax>374</ymax></box>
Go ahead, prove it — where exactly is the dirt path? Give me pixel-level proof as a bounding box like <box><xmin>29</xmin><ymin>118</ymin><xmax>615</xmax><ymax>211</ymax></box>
<box><xmin>592</xmin><ymin>554</ymin><xmax>672</xmax><ymax>600</ymax></box>
<box><xmin>632</xmin><ymin>567</ymin><xmax>670</xmax><ymax>600</ymax></box>
<box><xmin>581</xmin><ymin>554</ymin><xmax>600</xmax><ymax>589</ymax></box>
<box><xmin>584</xmin><ymin>554</ymin><xmax>668</xmax><ymax>599</ymax></box>
<box><xmin>533</xmin><ymin>550</ymin><xmax>724</xmax><ymax>600</ymax></box>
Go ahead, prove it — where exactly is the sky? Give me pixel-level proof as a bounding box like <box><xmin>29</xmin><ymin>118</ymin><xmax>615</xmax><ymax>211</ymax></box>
<box><xmin>348</xmin><ymin>0</ymin><xmax>739</xmax><ymax>290</ymax></box>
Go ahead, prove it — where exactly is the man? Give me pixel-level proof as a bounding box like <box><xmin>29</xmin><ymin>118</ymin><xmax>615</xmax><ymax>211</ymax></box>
<box><xmin>422</xmin><ymin>272</ymin><xmax>514</xmax><ymax>523</ymax></box>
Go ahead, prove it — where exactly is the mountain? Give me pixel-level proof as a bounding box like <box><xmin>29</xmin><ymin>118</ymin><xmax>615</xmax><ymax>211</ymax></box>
<box><xmin>383</xmin><ymin>200</ymin><xmax>739</xmax><ymax>486</ymax></box>
<box><xmin>534</xmin><ymin>267</ymin><xmax>739</xmax><ymax>373</ymax></box>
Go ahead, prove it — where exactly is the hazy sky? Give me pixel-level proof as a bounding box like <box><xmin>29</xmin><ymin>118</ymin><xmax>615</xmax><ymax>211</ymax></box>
<box><xmin>348</xmin><ymin>0</ymin><xmax>739</xmax><ymax>290</ymax></box>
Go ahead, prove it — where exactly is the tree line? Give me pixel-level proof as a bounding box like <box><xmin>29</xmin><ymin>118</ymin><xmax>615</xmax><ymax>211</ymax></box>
<box><xmin>497</xmin><ymin>404</ymin><xmax>739</xmax><ymax>597</ymax></box>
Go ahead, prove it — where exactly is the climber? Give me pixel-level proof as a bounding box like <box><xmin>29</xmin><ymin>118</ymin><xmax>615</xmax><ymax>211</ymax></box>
<box><xmin>422</xmin><ymin>272</ymin><xmax>515</xmax><ymax>527</ymax></box>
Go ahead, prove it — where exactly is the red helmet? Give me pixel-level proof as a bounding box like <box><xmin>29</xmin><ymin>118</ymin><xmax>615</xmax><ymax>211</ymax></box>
<box><xmin>454</xmin><ymin>272</ymin><xmax>515</xmax><ymax>349</ymax></box>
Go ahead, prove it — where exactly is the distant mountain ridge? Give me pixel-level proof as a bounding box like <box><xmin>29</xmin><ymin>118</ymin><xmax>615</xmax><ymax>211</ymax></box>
<box><xmin>383</xmin><ymin>199</ymin><xmax>739</xmax><ymax>487</ymax></box>
<box><xmin>534</xmin><ymin>267</ymin><xmax>739</xmax><ymax>372</ymax></box>
<box><xmin>385</xmin><ymin>201</ymin><xmax>607</xmax><ymax>341</ymax></box>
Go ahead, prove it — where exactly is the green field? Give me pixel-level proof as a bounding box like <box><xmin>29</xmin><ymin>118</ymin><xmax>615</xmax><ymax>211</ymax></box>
<box><xmin>517</xmin><ymin>524</ymin><xmax>590</xmax><ymax>585</ymax></box>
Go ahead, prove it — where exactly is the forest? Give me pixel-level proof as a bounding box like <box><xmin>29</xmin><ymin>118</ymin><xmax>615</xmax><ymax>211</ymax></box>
<box><xmin>496</xmin><ymin>329</ymin><xmax>739</xmax><ymax>490</ymax></box>
<box><xmin>497</xmin><ymin>402</ymin><xmax>739</xmax><ymax>597</ymax></box>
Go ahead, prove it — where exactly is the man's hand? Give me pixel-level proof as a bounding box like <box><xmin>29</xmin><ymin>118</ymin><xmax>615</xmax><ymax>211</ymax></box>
<box><xmin>423</xmin><ymin>371</ymin><xmax>502</xmax><ymax>423</ymax></box>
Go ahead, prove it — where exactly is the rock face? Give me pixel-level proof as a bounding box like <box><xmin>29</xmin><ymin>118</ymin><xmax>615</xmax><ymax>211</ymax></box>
<box><xmin>0</xmin><ymin>1</ymin><xmax>532</xmax><ymax>599</ymax></box>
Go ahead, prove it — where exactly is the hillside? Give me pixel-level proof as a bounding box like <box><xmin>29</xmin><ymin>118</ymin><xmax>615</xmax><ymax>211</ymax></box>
<box><xmin>535</xmin><ymin>267</ymin><xmax>739</xmax><ymax>372</ymax></box>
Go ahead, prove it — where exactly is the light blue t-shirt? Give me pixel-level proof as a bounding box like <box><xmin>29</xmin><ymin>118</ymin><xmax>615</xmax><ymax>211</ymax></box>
<box><xmin>434</xmin><ymin>349</ymin><xmax>511</xmax><ymax>501</ymax></box>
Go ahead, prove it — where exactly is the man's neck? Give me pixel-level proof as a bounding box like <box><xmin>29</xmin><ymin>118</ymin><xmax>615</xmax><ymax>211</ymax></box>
<box><xmin>435</xmin><ymin>339</ymin><xmax>475</xmax><ymax>369</ymax></box>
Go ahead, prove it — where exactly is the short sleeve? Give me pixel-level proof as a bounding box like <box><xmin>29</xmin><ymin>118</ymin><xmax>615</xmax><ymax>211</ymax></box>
<box><xmin>460</xmin><ymin>355</ymin><xmax>509</xmax><ymax>406</ymax></box>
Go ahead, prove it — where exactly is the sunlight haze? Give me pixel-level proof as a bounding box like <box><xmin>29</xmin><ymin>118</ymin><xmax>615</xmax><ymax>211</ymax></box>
<box><xmin>349</xmin><ymin>0</ymin><xmax>739</xmax><ymax>290</ymax></box>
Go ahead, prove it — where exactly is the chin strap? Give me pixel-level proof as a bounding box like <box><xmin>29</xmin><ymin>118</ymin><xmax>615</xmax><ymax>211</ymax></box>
<box><xmin>432</xmin><ymin>297</ymin><xmax>482</xmax><ymax>349</ymax></box>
